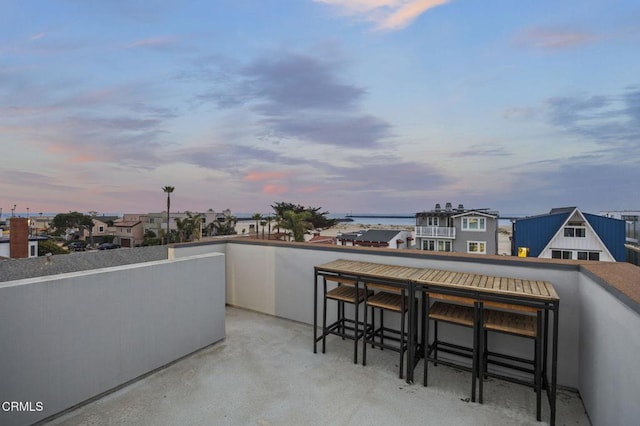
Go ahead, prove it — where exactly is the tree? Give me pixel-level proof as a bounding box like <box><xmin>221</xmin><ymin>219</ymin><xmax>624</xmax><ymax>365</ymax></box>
<box><xmin>51</xmin><ymin>212</ymin><xmax>94</xmax><ymax>240</ymax></box>
<box><xmin>38</xmin><ymin>239</ymin><xmax>68</xmax><ymax>256</ymax></box>
<box><xmin>271</xmin><ymin>202</ymin><xmax>337</xmax><ymax>229</ymax></box>
<box><xmin>209</xmin><ymin>215</ymin><xmax>238</xmax><ymax>236</ymax></box>
<box><xmin>278</xmin><ymin>210</ymin><xmax>312</xmax><ymax>242</ymax></box>
<box><xmin>162</xmin><ymin>186</ymin><xmax>175</xmax><ymax>244</ymax></box>
<box><xmin>251</xmin><ymin>213</ymin><xmax>262</xmax><ymax>238</ymax></box>
<box><xmin>174</xmin><ymin>211</ymin><xmax>203</xmax><ymax>242</ymax></box>
<box><xmin>266</xmin><ymin>216</ymin><xmax>273</xmax><ymax>240</ymax></box>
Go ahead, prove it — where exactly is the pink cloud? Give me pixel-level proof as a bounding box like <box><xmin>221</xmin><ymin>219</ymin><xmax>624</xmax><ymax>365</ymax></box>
<box><xmin>244</xmin><ymin>171</ymin><xmax>292</xmax><ymax>182</ymax></box>
<box><xmin>70</xmin><ymin>153</ymin><xmax>98</xmax><ymax>164</ymax></box>
<box><xmin>263</xmin><ymin>184</ymin><xmax>289</xmax><ymax>194</ymax></box>
<box><xmin>378</xmin><ymin>0</ymin><xmax>450</xmax><ymax>30</ymax></box>
<box><xmin>315</xmin><ymin>0</ymin><xmax>450</xmax><ymax>31</ymax></box>
<box><xmin>514</xmin><ymin>28</ymin><xmax>598</xmax><ymax>51</ymax></box>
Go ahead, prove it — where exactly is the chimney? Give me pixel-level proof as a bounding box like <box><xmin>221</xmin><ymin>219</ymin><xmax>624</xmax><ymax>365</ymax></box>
<box><xmin>10</xmin><ymin>217</ymin><xmax>29</xmax><ymax>258</ymax></box>
<box><xmin>445</xmin><ymin>202</ymin><xmax>452</xmax><ymax>211</ymax></box>
<box><xmin>435</xmin><ymin>203</ymin><xmax>441</xmax><ymax>212</ymax></box>
<box><xmin>458</xmin><ymin>204</ymin><xmax>464</xmax><ymax>211</ymax></box>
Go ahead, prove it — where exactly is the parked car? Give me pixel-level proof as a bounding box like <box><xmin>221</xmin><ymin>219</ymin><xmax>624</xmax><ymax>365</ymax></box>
<box><xmin>67</xmin><ymin>241</ymin><xmax>86</xmax><ymax>251</ymax></box>
<box><xmin>97</xmin><ymin>242</ymin><xmax>121</xmax><ymax>250</ymax></box>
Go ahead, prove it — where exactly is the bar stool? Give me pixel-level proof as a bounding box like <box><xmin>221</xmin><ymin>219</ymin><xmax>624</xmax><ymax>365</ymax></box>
<box><xmin>421</xmin><ymin>294</ymin><xmax>480</xmax><ymax>402</ymax></box>
<box><xmin>321</xmin><ymin>276</ymin><xmax>372</xmax><ymax>363</ymax></box>
<box><xmin>362</xmin><ymin>283</ymin><xmax>415</xmax><ymax>379</ymax></box>
<box><xmin>480</xmin><ymin>305</ymin><xmax>544</xmax><ymax>420</ymax></box>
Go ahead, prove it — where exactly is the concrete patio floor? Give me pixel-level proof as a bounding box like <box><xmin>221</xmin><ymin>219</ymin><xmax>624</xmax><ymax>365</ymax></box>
<box><xmin>45</xmin><ymin>307</ymin><xmax>590</xmax><ymax>425</ymax></box>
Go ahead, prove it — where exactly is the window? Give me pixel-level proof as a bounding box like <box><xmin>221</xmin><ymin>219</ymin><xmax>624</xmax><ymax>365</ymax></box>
<box><xmin>127</xmin><ymin>228</ymin><xmax>131</xmax><ymax>233</ymax></box>
<box><xmin>437</xmin><ymin>240</ymin><xmax>452</xmax><ymax>252</ymax></box>
<box><xmin>588</xmin><ymin>252</ymin><xmax>600</xmax><ymax>261</ymax></box>
<box><xmin>462</xmin><ymin>217</ymin><xmax>486</xmax><ymax>231</ymax></box>
<box><xmin>423</xmin><ymin>239</ymin><xmax>451</xmax><ymax>252</ymax></box>
<box><xmin>467</xmin><ymin>241</ymin><xmax>486</xmax><ymax>254</ymax></box>
<box><xmin>427</xmin><ymin>217</ymin><xmax>439</xmax><ymax>226</ymax></box>
<box><xmin>564</xmin><ymin>227</ymin><xmax>585</xmax><ymax>238</ymax></box>
<box><xmin>552</xmin><ymin>250</ymin><xmax>572</xmax><ymax>259</ymax></box>
<box><xmin>99</xmin><ymin>226</ymin><xmax>104</xmax><ymax>232</ymax></box>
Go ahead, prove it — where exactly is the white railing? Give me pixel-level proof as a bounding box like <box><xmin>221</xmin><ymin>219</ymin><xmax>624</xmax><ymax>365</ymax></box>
<box><xmin>415</xmin><ymin>226</ymin><xmax>456</xmax><ymax>238</ymax></box>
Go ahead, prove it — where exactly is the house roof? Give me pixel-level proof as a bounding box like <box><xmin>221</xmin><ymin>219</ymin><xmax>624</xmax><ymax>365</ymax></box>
<box><xmin>451</xmin><ymin>210</ymin><xmax>498</xmax><ymax>219</ymax></box>
<box><xmin>94</xmin><ymin>215</ymin><xmax>120</xmax><ymax>223</ymax></box>
<box><xmin>354</xmin><ymin>229</ymin><xmax>406</xmax><ymax>243</ymax></box>
<box><xmin>513</xmin><ymin>207</ymin><xmax>626</xmax><ymax>260</ymax></box>
<box><xmin>114</xmin><ymin>221</ymin><xmax>142</xmax><ymax>227</ymax></box>
<box><xmin>308</xmin><ymin>235</ymin><xmax>336</xmax><ymax>245</ymax></box>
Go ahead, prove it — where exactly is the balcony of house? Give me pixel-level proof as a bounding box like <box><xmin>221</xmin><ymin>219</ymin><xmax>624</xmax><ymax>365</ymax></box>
<box><xmin>1</xmin><ymin>240</ymin><xmax>639</xmax><ymax>425</ymax></box>
<box><xmin>415</xmin><ymin>226</ymin><xmax>456</xmax><ymax>238</ymax></box>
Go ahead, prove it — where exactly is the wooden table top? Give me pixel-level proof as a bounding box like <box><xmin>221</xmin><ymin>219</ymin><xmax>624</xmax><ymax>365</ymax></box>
<box><xmin>316</xmin><ymin>259</ymin><xmax>559</xmax><ymax>302</ymax></box>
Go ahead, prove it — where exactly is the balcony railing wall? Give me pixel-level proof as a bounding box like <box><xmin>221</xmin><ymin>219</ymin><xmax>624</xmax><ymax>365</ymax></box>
<box><xmin>0</xmin><ymin>253</ymin><xmax>226</xmax><ymax>426</ymax></box>
<box><xmin>415</xmin><ymin>226</ymin><xmax>456</xmax><ymax>238</ymax></box>
<box><xmin>174</xmin><ymin>239</ymin><xmax>640</xmax><ymax>426</ymax></box>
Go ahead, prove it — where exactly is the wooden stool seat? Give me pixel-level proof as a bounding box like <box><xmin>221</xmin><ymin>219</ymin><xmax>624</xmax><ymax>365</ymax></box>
<box><xmin>326</xmin><ymin>286</ymin><xmax>369</xmax><ymax>303</ymax></box>
<box><xmin>363</xmin><ymin>286</ymin><xmax>415</xmax><ymax>379</ymax></box>
<box><xmin>429</xmin><ymin>302</ymin><xmax>475</xmax><ymax>327</ymax></box>
<box><xmin>366</xmin><ymin>292</ymin><xmax>409</xmax><ymax>312</ymax></box>
<box><xmin>321</xmin><ymin>278</ymin><xmax>372</xmax><ymax>364</ymax></box>
<box><xmin>484</xmin><ymin>309</ymin><xmax>537</xmax><ymax>337</ymax></box>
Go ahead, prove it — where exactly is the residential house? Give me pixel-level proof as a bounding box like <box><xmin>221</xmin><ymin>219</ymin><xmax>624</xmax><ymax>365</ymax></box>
<box><xmin>112</xmin><ymin>219</ymin><xmax>144</xmax><ymax>248</ymax></box>
<box><xmin>88</xmin><ymin>215</ymin><xmax>119</xmax><ymax>243</ymax></box>
<box><xmin>0</xmin><ymin>217</ymin><xmax>39</xmax><ymax>258</ymax></box>
<box><xmin>600</xmin><ymin>209</ymin><xmax>640</xmax><ymax>245</ymax></box>
<box><xmin>143</xmin><ymin>209</ymin><xmax>233</xmax><ymax>239</ymax></box>
<box><xmin>415</xmin><ymin>203</ymin><xmax>499</xmax><ymax>254</ymax></box>
<box><xmin>512</xmin><ymin>207</ymin><xmax>626</xmax><ymax>261</ymax></box>
<box><xmin>337</xmin><ymin>229</ymin><xmax>413</xmax><ymax>248</ymax></box>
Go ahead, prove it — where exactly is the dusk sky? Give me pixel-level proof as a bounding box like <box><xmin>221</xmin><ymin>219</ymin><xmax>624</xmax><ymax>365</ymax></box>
<box><xmin>2</xmin><ymin>0</ymin><xmax>639</xmax><ymax>217</ymax></box>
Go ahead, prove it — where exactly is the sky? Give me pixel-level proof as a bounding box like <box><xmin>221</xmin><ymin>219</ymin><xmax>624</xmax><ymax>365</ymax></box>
<box><xmin>1</xmin><ymin>0</ymin><xmax>639</xmax><ymax>217</ymax></box>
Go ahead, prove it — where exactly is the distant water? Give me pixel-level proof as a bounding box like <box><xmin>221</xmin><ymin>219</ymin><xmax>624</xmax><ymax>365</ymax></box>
<box><xmin>328</xmin><ymin>213</ymin><xmax>415</xmax><ymax>227</ymax></box>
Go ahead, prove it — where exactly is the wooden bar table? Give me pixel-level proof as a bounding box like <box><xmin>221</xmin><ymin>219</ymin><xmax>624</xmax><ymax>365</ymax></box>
<box><xmin>412</xmin><ymin>268</ymin><xmax>560</xmax><ymax>425</ymax></box>
<box><xmin>313</xmin><ymin>259</ymin><xmax>422</xmax><ymax>373</ymax></box>
<box><xmin>314</xmin><ymin>259</ymin><xmax>560</xmax><ymax>426</ymax></box>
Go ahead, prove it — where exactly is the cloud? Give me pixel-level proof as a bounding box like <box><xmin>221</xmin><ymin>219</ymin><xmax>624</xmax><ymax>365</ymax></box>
<box><xmin>193</xmin><ymin>51</ymin><xmax>393</xmax><ymax>148</ymax></box>
<box><xmin>126</xmin><ymin>36</ymin><xmax>181</xmax><ymax>50</ymax></box>
<box><xmin>544</xmin><ymin>87</ymin><xmax>640</xmax><ymax>151</ymax></box>
<box><xmin>451</xmin><ymin>144</ymin><xmax>510</xmax><ymax>158</ymax></box>
<box><xmin>315</xmin><ymin>0</ymin><xmax>450</xmax><ymax>31</ymax></box>
<box><xmin>513</xmin><ymin>28</ymin><xmax>598</xmax><ymax>51</ymax></box>
<box><xmin>244</xmin><ymin>171</ymin><xmax>293</xmax><ymax>182</ymax></box>
<box><xmin>243</xmin><ymin>53</ymin><xmax>366</xmax><ymax>114</ymax></box>
<box><xmin>261</xmin><ymin>114</ymin><xmax>391</xmax><ymax>148</ymax></box>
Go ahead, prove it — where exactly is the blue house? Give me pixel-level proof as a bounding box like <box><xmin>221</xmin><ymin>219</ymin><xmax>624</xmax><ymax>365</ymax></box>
<box><xmin>512</xmin><ymin>207</ymin><xmax>626</xmax><ymax>262</ymax></box>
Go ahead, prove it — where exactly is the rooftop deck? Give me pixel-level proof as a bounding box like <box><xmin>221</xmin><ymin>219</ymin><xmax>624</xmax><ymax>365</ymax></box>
<box><xmin>46</xmin><ymin>307</ymin><xmax>589</xmax><ymax>426</ymax></box>
<box><xmin>3</xmin><ymin>239</ymin><xmax>639</xmax><ymax>425</ymax></box>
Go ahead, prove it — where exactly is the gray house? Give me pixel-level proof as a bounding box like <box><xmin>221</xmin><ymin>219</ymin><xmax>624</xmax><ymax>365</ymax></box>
<box><xmin>415</xmin><ymin>203</ymin><xmax>499</xmax><ymax>254</ymax></box>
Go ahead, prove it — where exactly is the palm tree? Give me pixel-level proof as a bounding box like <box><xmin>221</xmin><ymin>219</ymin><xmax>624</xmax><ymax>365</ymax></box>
<box><xmin>251</xmin><ymin>213</ymin><xmax>262</xmax><ymax>238</ymax></box>
<box><xmin>279</xmin><ymin>210</ymin><xmax>312</xmax><ymax>242</ymax></box>
<box><xmin>266</xmin><ymin>216</ymin><xmax>273</xmax><ymax>240</ymax></box>
<box><xmin>162</xmin><ymin>186</ymin><xmax>175</xmax><ymax>244</ymax></box>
